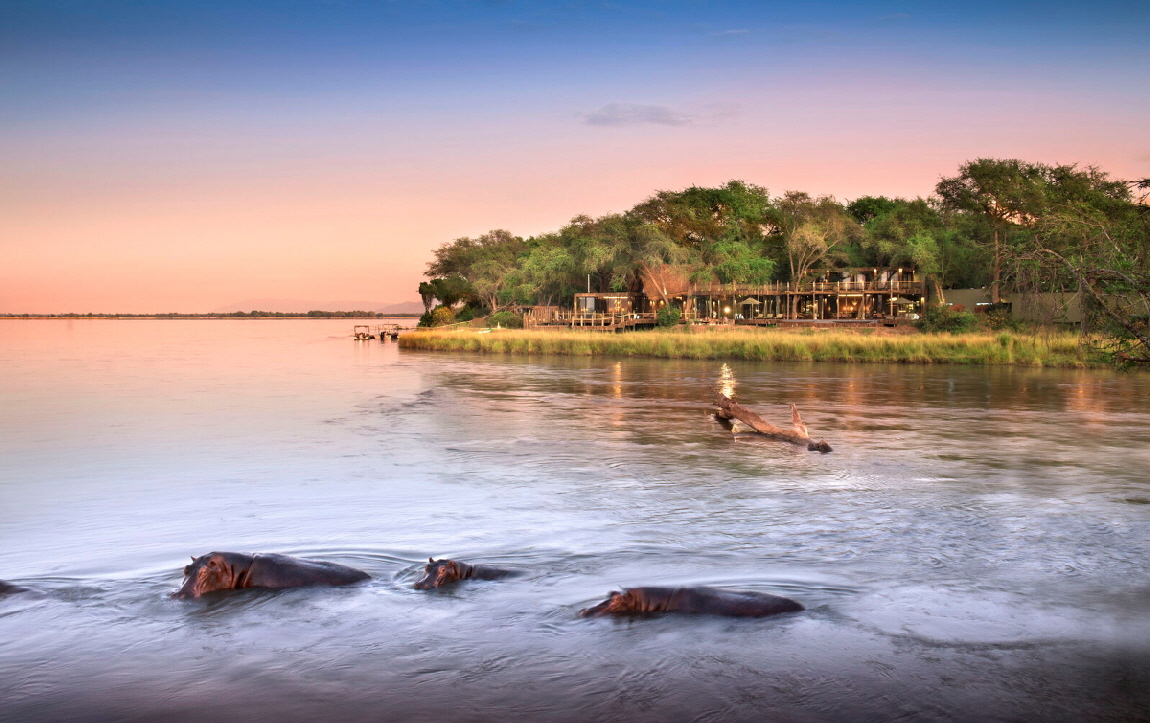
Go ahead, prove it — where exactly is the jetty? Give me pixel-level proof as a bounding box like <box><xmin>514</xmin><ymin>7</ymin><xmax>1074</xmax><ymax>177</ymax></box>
<box><xmin>374</xmin><ymin>323</ymin><xmax>402</xmax><ymax>340</ymax></box>
<box><xmin>353</xmin><ymin>324</ymin><xmax>403</xmax><ymax>341</ymax></box>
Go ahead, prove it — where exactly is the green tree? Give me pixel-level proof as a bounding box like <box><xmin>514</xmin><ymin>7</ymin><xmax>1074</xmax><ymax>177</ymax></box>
<box><xmin>851</xmin><ymin>197</ymin><xmax>958</xmax><ymax>303</ymax></box>
<box><xmin>776</xmin><ymin>191</ymin><xmax>858</xmax><ymax>315</ymax></box>
<box><xmin>936</xmin><ymin>159</ymin><xmax>1048</xmax><ymax>302</ymax></box>
<box><xmin>425</xmin><ymin>276</ymin><xmax>474</xmax><ymax>308</ymax></box>
<box><xmin>426</xmin><ymin>230</ymin><xmax>524</xmax><ymax>312</ymax></box>
<box><xmin>708</xmin><ymin>239</ymin><xmax>776</xmax><ymax>284</ymax></box>
<box><xmin>503</xmin><ymin>233</ymin><xmax>579</xmax><ymax>307</ymax></box>
<box><xmin>846</xmin><ymin>195</ymin><xmax>899</xmax><ymax>225</ymax></box>
<box><xmin>417</xmin><ymin>281</ymin><xmax>436</xmax><ymax>314</ymax></box>
<box><xmin>632</xmin><ymin>180</ymin><xmax>780</xmax><ymax>285</ymax></box>
<box><xmin>559</xmin><ymin>213</ymin><xmax>689</xmax><ymax>303</ymax></box>
<box><xmin>468</xmin><ymin>233</ymin><xmax>524</xmax><ymax>312</ymax></box>
<box><xmin>1018</xmin><ymin>189</ymin><xmax>1149</xmax><ymax>365</ymax></box>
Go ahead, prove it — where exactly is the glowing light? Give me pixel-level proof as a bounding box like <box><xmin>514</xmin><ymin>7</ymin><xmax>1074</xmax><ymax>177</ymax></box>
<box><xmin>719</xmin><ymin>363</ymin><xmax>736</xmax><ymax>398</ymax></box>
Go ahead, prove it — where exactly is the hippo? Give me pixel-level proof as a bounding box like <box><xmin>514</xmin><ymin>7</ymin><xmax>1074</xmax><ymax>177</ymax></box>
<box><xmin>171</xmin><ymin>552</ymin><xmax>370</xmax><ymax>599</ymax></box>
<box><xmin>0</xmin><ymin>580</ymin><xmax>30</xmax><ymax>596</ymax></box>
<box><xmin>414</xmin><ymin>557</ymin><xmax>516</xmax><ymax>589</ymax></box>
<box><xmin>580</xmin><ymin>586</ymin><xmax>804</xmax><ymax>618</ymax></box>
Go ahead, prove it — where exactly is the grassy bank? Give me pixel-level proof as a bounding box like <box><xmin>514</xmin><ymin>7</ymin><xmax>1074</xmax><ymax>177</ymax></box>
<box><xmin>398</xmin><ymin>326</ymin><xmax>1100</xmax><ymax>367</ymax></box>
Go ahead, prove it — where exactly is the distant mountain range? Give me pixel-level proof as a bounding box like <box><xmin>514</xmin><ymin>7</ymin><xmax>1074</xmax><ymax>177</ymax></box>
<box><xmin>212</xmin><ymin>298</ymin><xmax>424</xmax><ymax>314</ymax></box>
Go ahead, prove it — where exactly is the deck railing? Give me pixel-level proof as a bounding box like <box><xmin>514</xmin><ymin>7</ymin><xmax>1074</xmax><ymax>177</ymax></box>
<box><xmin>528</xmin><ymin>312</ymin><xmax>659</xmax><ymax>327</ymax></box>
<box><xmin>687</xmin><ymin>279</ymin><xmax>925</xmax><ymax>295</ymax></box>
<box><xmin>564</xmin><ymin>312</ymin><xmax>658</xmax><ymax>327</ymax></box>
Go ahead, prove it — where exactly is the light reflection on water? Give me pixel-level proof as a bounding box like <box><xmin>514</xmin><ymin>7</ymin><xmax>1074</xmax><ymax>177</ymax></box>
<box><xmin>1</xmin><ymin>319</ymin><xmax>1149</xmax><ymax>722</ymax></box>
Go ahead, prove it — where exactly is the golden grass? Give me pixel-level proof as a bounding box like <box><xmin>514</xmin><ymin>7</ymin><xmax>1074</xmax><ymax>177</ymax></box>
<box><xmin>398</xmin><ymin>326</ymin><xmax>1099</xmax><ymax>367</ymax></box>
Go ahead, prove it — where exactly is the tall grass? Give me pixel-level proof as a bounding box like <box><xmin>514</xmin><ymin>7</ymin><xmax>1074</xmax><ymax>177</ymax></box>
<box><xmin>399</xmin><ymin>326</ymin><xmax>1099</xmax><ymax>367</ymax></box>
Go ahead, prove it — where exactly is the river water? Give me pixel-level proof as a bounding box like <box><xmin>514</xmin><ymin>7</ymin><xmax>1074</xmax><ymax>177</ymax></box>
<box><xmin>1</xmin><ymin>319</ymin><xmax>1148</xmax><ymax>722</ymax></box>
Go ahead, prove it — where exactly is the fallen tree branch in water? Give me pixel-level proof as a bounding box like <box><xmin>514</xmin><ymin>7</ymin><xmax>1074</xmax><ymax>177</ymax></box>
<box><xmin>712</xmin><ymin>390</ymin><xmax>832</xmax><ymax>453</ymax></box>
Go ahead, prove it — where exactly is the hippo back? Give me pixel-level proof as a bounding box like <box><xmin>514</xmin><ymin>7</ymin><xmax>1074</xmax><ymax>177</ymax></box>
<box><xmin>582</xmin><ymin>586</ymin><xmax>803</xmax><ymax>618</ymax></box>
<box><xmin>248</xmin><ymin>553</ymin><xmax>370</xmax><ymax>589</ymax></box>
<box><xmin>669</xmin><ymin>587</ymin><xmax>804</xmax><ymax>617</ymax></box>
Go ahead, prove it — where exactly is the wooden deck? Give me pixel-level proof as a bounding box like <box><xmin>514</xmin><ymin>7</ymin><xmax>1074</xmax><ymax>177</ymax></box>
<box><xmin>531</xmin><ymin>313</ymin><xmax>658</xmax><ymax>331</ymax></box>
<box><xmin>527</xmin><ymin>313</ymin><xmax>916</xmax><ymax>331</ymax></box>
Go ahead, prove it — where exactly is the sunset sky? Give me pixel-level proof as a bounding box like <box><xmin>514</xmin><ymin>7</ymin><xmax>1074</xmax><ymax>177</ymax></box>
<box><xmin>3</xmin><ymin>0</ymin><xmax>1148</xmax><ymax>313</ymax></box>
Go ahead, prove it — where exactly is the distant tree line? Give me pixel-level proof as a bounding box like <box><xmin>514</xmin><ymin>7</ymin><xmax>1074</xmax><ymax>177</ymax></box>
<box><xmin>4</xmin><ymin>311</ymin><xmax>413</xmax><ymax>319</ymax></box>
<box><xmin>419</xmin><ymin>160</ymin><xmax>1149</xmax><ymax>365</ymax></box>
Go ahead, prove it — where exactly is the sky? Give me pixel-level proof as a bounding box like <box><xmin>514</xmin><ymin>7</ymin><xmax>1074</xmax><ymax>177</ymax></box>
<box><xmin>2</xmin><ymin>0</ymin><xmax>1148</xmax><ymax>313</ymax></box>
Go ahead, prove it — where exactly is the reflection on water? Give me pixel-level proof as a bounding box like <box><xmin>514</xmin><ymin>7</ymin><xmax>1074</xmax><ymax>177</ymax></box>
<box><xmin>718</xmin><ymin>362</ymin><xmax>736</xmax><ymax>398</ymax></box>
<box><xmin>1</xmin><ymin>320</ymin><xmax>1149</xmax><ymax>722</ymax></box>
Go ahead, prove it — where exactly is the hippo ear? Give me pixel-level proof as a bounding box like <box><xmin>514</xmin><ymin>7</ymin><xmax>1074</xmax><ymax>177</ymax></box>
<box><xmin>428</xmin><ymin>557</ymin><xmax>435</xmax><ymax>563</ymax></box>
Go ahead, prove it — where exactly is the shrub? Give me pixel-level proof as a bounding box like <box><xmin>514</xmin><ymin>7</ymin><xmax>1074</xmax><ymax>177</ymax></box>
<box><xmin>430</xmin><ymin>306</ymin><xmax>456</xmax><ymax>327</ymax></box>
<box><xmin>487</xmin><ymin>310</ymin><xmax>523</xmax><ymax>328</ymax></box>
<box><xmin>982</xmin><ymin>302</ymin><xmax>1022</xmax><ymax>331</ymax></box>
<box><xmin>656</xmin><ymin>307</ymin><xmax>682</xmax><ymax>327</ymax></box>
<box><xmin>417</xmin><ymin>311</ymin><xmax>434</xmax><ymax>328</ymax></box>
<box><xmin>456</xmin><ymin>306</ymin><xmax>475</xmax><ymax>322</ymax></box>
<box><xmin>917</xmin><ymin>304</ymin><xmax>978</xmax><ymax>334</ymax></box>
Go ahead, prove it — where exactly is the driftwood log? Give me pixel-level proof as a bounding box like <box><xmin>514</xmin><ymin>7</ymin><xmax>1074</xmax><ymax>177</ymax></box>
<box><xmin>712</xmin><ymin>390</ymin><xmax>833</xmax><ymax>453</ymax></box>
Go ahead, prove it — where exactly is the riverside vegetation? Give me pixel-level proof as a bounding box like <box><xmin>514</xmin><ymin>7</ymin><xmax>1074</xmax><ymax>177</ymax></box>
<box><xmin>400</xmin><ymin>326</ymin><xmax>1095</xmax><ymax>368</ymax></box>
<box><xmin>411</xmin><ymin>157</ymin><xmax>1148</xmax><ymax>367</ymax></box>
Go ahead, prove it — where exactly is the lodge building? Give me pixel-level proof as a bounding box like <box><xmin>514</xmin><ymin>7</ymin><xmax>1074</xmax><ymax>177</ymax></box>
<box><xmin>533</xmin><ymin>267</ymin><xmax>927</xmax><ymax>329</ymax></box>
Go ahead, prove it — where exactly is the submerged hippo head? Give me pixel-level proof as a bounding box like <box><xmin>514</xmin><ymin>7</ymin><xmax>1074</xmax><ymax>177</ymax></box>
<box><xmin>171</xmin><ymin>552</ymin><xmax>253</xmax><ymax>600</ymax></box>
<box><xmin>579</xmin><ymin>590</ymin><xmax>634</xmax><ymax>617</ymax></box>
<box><xmin>414</xmin><ymin>558</ymin><xmax>464</xmax><ymax>590</ymax></box>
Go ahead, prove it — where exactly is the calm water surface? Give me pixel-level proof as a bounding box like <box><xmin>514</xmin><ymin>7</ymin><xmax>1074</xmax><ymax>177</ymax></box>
<box><xmin>2</xmin><ymin>319</ymin><xmax>1149</xmax><ymax>722</ymax></box>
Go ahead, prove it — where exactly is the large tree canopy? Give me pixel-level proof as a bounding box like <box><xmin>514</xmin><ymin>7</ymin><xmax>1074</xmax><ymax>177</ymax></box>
<box><xmin>935</xmin><ymin>159</ymin><xmax>1133</xmax><ymax>303</ymax></box>
<box><xmin>775</xmin><ymin>191</ymin><xmax>857</xmax><ymax>279</ymax></box>
<box><xmin>936</xmin><ymin>159</ymin><xmax>1048</xmax><ymax>302</ymax></box>
<box><xmin>425</xmin><ymin>229</ymin><xmax>524</xmax><ymax>312</ymax></box>
<box><xmin>849</xmin><ymin>197</ymin><xmax>966</xmax><ymax>303</ymax></box>
<box><xmin>1011</xmin><ymin>171</ymin><xmax>1148</xmax><ymax>364</ymax></box>
<box><xmin>632</xmin><ymin>180</ymin><xmax>779</xmax><ymax>285</ymax></box>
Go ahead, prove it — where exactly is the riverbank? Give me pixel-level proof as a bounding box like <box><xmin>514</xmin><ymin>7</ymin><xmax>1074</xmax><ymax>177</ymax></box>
<box><xmin>399</xmin><ymin>326</ymin><xmax>1100</xmax><ymax>367</ymax></box>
